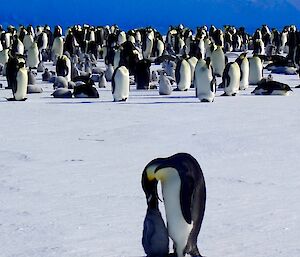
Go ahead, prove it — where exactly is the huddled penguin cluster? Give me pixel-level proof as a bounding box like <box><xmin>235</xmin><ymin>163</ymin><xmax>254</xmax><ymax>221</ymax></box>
<box><xmin>0</xmin><ymin>23</ymin><xmax>299</xmax><ymax>102</ymax></box>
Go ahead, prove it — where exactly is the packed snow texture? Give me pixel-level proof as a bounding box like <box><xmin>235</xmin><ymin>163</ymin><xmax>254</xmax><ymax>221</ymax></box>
<box><xmin>0</xmin><ymin>59</ymin><xmax>300</xmax><ymax>257</ymax></box>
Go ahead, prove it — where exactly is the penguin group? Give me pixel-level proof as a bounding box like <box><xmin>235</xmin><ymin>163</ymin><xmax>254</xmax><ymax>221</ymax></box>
<box><xmin>0</xmin><ymin>23</ymin><xmax>298</xmax><ymax>102</ymax></box>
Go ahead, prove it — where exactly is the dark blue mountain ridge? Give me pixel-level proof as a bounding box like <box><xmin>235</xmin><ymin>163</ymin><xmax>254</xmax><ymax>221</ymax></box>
<box><xmin>0</xmin><ymin>0</ymin><xmax>299</xmax><ymax>34</ymax></box>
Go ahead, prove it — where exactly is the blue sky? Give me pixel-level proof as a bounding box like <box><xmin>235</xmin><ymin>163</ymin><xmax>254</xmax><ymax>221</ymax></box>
<box><xmin>1</xmin><ymin>0</ymin><xmax>300</xmax><ymax>33</ymax></box>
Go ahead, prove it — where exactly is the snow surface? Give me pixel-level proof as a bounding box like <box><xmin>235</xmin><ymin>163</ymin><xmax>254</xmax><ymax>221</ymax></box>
<box><xmin>0</xmin><ymin>58</ymin><xmax>300</xmax><ymax>257</ymax></box>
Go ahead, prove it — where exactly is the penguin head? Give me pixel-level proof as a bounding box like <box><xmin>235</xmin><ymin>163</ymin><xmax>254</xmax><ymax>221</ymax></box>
<box><xmin>142</xmin><ymin>160</ymin><xmax>163</xmax><ymax>209</ymax></box>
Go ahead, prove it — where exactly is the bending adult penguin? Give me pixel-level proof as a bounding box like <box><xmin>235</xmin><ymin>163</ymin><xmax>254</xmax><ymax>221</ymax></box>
<box><xmin>249</xmin><ymin>55</ymin><xmax>263</xmax><ymax>85</ymax></box>
<box><xmin>6</xmin><ymin>56</ymin><xmax>28</xmax><ymax>101</ymax></box>
<box><xmin>235</xmin><ymin>53</ymin><xmax>249</xmax><ymax>90</ymax></box>
<box><xmin>142</xmin><ymin>153</ymin><xmax>206</xmax><ymax>257</ymax></box>
<box><xmin>112</xmin><ymin>65</ymin><xmax>129</xmax><ymax>101</ymax></box>
<box><xmin>194</xmin><ymin>58</ymin><xmax>216</xmax><ymax>102</ymax></box>
<box><xmin>175</xmin><ymin>59</ymin><xmax>191</xmax><ymax>91</ymax></box>
<box><xmin>222</xmin><ymin>62</ymin><xmax>241</xmax><ymax>96</ymax></box>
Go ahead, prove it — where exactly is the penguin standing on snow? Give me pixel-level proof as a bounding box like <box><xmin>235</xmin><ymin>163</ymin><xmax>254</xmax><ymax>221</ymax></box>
<box><xmin>211</xmin><ymin>45</ymin><xmax>226</xmax><ymax>77</ymax></box>
<box><xmin>175</xmin><ymin>59</ymin><xmax>191</xmax><ymax>91</ymax></box>
<box><xmin>112</xmin><ymin>65</ymin><xmax>129</xmax><ymax>101</ymax></box>
<box><xmin>142</xmin><ymin>153</ymin><xmax>206</xmax><ymax>257</ymax></box>
<box><xmin>135</xmin><ymin>59</ymin><xmax>151</xmax><ymax>90</ymax></box>
<box><xmin>249</xmin><ymin>55</ymin><xmax>263</xmax><ymax>85</ymax></box>
<box><xmin>26</xmin><ymin>42</ymin><xmax>40</xmax><ymax>69</ymax></box>
<box><xmin>6</xmin><ymin>56</ymin><xmax>28</xmax><ymax>101</ymax></box>
<box><xmin>194</xmin><ymin>58</ymin><xmax>216</xmax><ymax>102</ymax></box>
<box><xmin>235</xmin><ymin>53</ymin><xmax>249</xmax><ymax>90</ymax></box>
<box><xmin>56</xmin><ymin>55</ymin><xmax>72</xmax><ymax>82</ymax></box>
<box><xmin>222</xmin><ymin>62</ymin><xmax>241</xmax><ymax>96</ymax></box>
<box><xmin>158</xmin><ymin>72</ymin><xmax>172</xmax><ymax>95</ymax></box>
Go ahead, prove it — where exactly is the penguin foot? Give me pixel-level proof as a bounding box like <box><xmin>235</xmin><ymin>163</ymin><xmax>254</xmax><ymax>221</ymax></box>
<box><xmin>220</xmin><ymin>93</ymin><xmax>229</xmax><ymax>96</ymax></box>
<box><xmin>295</xmin><ymin>85</ymin><xmax>300</xmax><ymax>88</ymax></box>
<box><xmin>173</xmin><ymin>88</ymin><xmax>181</xmax><ymax>91</ymax></box>
<box><xmin>6</xmin><ymin>98</ymin><xmax>27</xmax><ymax>101</ymax></box>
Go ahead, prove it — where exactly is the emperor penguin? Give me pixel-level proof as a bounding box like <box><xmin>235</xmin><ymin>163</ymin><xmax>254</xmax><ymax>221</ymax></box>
<box><xmin>51</xmin><ymin>36</ymin><xmax>64</xmax><ymax>61</ymax></box>
<box><xmin>159</xmin><ymin>72</ymin><xmax>172</xmax><ymax>95</ymax></box>
<box><xmin>187</xmin><ymin>56</ymin><xmax>198</xmax><ymax>86</ymax></box>
<box><xmin>56</xmin><ymin>55</ymin><xmax>72</xmax><ymax>82</ymax></box>
<box><xmin>211</xmin><ymin>45</ymin><xmax>226</xmax><ymax>77</ymax></box>
<box><xmin>143</xmin><ymin>29</ymin><xmax>154</xmax><ymax>59</ymax></box>
<box><xmin>26</xmin><ymin>42</ymin><xmax>40</xmax><ymax>69</ymax></box>
<box><xmin>142</xmin><ymin>153</ymin><xmax>206</xmax><ymax>257</ymax></box>
<box><xmin>175</xmin><ymin>59</ymin><xmax>191</xmax><ymax>91</ymax></box>
<box><xmin>6</xmin><ymin>56</ymin><xmax>28</xmax><ymax>101</ymax></box>
<box><xmin>222</xmin><ymin>62</ymin><xmax>241</xmax><ymax>96</ymax></box>
<box><xmin>112</xmin><ymin>65</ymin><xmax>129</xmax><ymax>101</ymax></box>
<box><xmin>249</xmin><ymin>55</ymin><xmax>263</xmax><ymax>85</ymax></box>
<box><xmin>142</xmin><ymin>206</ymin><xmax>169</xmax><ymax>257</ymax></box>
<box><xmin>156</xmin><ymin>38</ymin><xmax>165</xmax><ymax>57</ymax></box>
<box><xmin>235</xmin><ymin>53</ymin><xmax>249</xmax><ymax>90</ymax></box>
<box><xmin>194</xmin><ymin>58</ymin><xmax>216</xmax><ymax>102</ymax></box>
<box><xmin>23</xmin><ymin>33</ymin><xmax>34</xmax><ymax>51</ymax></box>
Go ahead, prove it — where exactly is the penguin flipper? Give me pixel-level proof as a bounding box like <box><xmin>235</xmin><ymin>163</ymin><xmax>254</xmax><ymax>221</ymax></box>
<box><xmin>180</xmin><ymin>175</ymin><xmax>194</xmax><ymax>224</ymax></box>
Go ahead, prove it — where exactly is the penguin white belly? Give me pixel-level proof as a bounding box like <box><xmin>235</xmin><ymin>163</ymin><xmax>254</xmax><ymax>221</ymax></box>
<box><xmin>113</xmin><ymin>50</ymin><xmax>121</xmax><ymax>68</ymax></box>
<box><xmin>161</xmin><ymin>168</ymin><xmax>193</xmax><ymax>257</ymax></box>
<box><xmin>27</xmin><ymin>45</ymin><xmax>39</xmax><ymax>68</ymax></box>
<box><xmin>113</xmin><ymin>66</ymin><xmax>129</xmax><ymax>101</ymax></box>
<box><xmin>195</xmin><ymin>61</ymin><xmax>215</xmax><ymax>102</ymax></box>
<box><xmin>239</xmin><ymin>58</ymin><xmax>249</xmax><ymax>90</ymax></box>
<box><xmin>65</xmin><ymin>58</ymin><xmax>72</xmax><ymax>82</ymax></box>
<box><xmin>157</xmin><ymin>40</ymin><xmax>164</xmax><ymax>57</ymax></box>
<box><xmin>177</xmin><ymin>60</ymin><xmax>191</xmax><ymax>91</ymax></box>
<box><xmin>143</xmin><ymin>36</ymin><xmax>153</xmax><ymax>59</ymax></box>
<box><xmin>224</xmin><ymin>63</ymin><xmax>240</xmax><ymax>96</ymax></box>
<box><xmin>23</xmin><ymin>35</ymin><xmax>34</xmax><ymax>51</ymax></box>
<box><xmin>187</xmin><ymin>57</ymin><xmax>198</xmax><ymax>84</ymax></box>
<box><xmin>249</xmin><ymin>58</ymin><xmax>263</xmax><ymax>85</ymax></box>
<box><xmin>52</xmin><ymin>37</ymin><xmax>64</xmax><ymax>59</ymax></box>
<box><xmin>211</xmin><ymin>48</ymin><xmax>225</xmax><ymax>76</ymax></box>
<box><xmin>0</xmin><ymin>49</ymin><xmax>9</xmax><ymax>65</ymax></box>
<box><xmin>15</xmin><ymin>67</ymin><xmax>28</xmax><ymax>100</ymax></box>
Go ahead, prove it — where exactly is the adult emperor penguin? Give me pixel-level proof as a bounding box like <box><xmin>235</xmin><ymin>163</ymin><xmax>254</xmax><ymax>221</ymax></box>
<box><xmin>51</xmin><ymin>36</ymin><xmax>64</xmax><ymax>61</ymax></box>
<box><xmin>187</xmin><ymin>56</ymin><xmax>198</xmax><ymax>86</ymax></box>
<box><xmin>142</xmin><ymin>153</ymin><xmax>206</xmax><ymax>257</ymax></box>
<box><xmin>27</xmin><ymin>42</ymin><xmax>39</xmax><ymax>69</ymax></box>
<box><xmin>211</xmin><ymin>45</ymin><xmax>226</xmax><ymax>77</ymax></box>
<box><xmin>222</xmin><ymin>62</ymin><xmax>241</xmax><ymax>96</ymax></box>
<box><xmin>194</xmin><ymin>58</ymin><xmax>216</xmax><ymax>102</ymax></box>
<box><xmin>175</xmin><ymin>58</ymin><xmax>191</xmax><ymax>91</ymax></box>
<box><xmin>112</xmin><ymin>65</ymin><xmax>129</xmax><ymax>101</ymax></box>
<box><xmin>56</xmin><ymin>55</ymin><xmax>72</xmax><ymax>82</ymax></box>
<box><xmin>249</xmin><ymin>55</ymin><xmax>263</xmax><ymax>85</ymax></box>
<box><xmin>235</xmin><ymin>53</ymin><xmax>249</xmax><ymax>90</ymax></box>
<box><xmin>6</xmin><ymin>56</ymin><xmax>28</xmax><ymax>101</ymax></box>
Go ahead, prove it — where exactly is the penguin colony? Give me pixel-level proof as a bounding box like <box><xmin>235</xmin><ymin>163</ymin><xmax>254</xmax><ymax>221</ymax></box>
<box><xmin>0</xmin><ymin>23</ymin><xmax>298</xmax><ymax>101</ymax></box>
<box><xmin>0</xmin><ymin>23</ymin><xmax>299</xmax><ymax>257</ymax></box>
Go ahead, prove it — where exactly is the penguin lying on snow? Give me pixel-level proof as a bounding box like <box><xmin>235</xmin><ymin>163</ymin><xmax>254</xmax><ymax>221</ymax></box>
<box><xmin>73</xmin><ymin>76</ymin><xmax>99</xmax><ymax>98</ymax></box>
<box><xmin>142</xmin><ymin>153</ymin><xmax>206</xmax><ymax>257</ymax></box>
<box><xmin>251</xmin><ymin>79</ymin><xmax>293</xmax><ymax>95</ymax></box>
<box><xmin>52</xmin><ymin>88</ymin><xmax>73</xmax><ymax>98</ymax></box>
